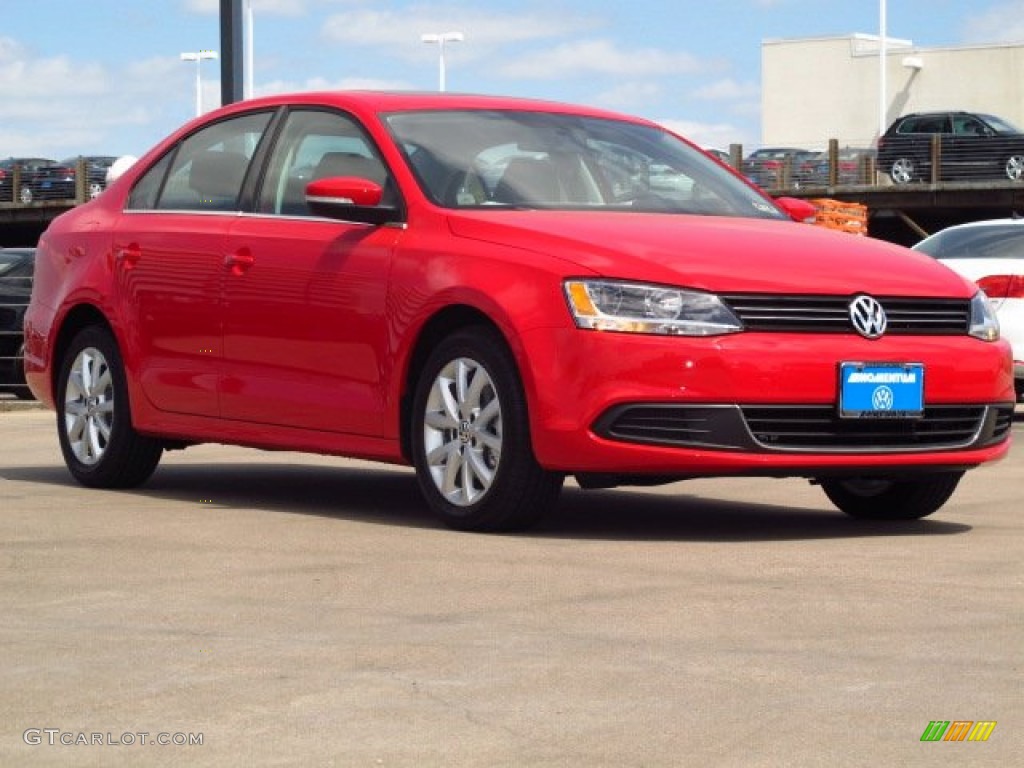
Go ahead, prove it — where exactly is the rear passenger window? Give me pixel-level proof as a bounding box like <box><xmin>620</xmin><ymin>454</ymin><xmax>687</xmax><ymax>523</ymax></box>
<box><xmin>127</xmin><ymin>112</ymin><xmax>272</xmax><ymax>212</ymax></box>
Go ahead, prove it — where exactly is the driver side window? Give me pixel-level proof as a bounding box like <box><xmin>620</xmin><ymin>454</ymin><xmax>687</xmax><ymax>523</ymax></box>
<box><xmin>257</xmin><ymin>110</ymin><xmax>394</xmax><ymax>216</ymax></box>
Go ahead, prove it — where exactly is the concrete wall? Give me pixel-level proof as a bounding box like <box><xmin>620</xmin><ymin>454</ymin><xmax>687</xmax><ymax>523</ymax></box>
<box><xmin>762</xmin><ymin>35</ymin><xmax>1024</xmax><ymax>152</ymax></box>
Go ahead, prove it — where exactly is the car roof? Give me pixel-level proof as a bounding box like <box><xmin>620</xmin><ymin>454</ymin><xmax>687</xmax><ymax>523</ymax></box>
<box><xmin>210</xmin><ymin>90</ymin><xmax>656</xmax><ymax>126</ymax></box>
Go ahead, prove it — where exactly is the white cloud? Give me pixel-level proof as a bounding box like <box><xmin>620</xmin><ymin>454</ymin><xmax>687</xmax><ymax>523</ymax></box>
<box><xmin>499</xmin><ymin>39</ymin><xmax>706</xmax><ymax>80</ymax></box>
<box><xmin>183</xmin><ymin>0</ymin><xmax>309</xmax><ymax>15</ymax></box>
<box><xmin>656</xmin><ymin>118</ymin><xmax>755</xmax><ymax>153</ymax></box>
<box><xmin>693</xmin><ymin>78</ymin><xmax>759</xmax><ymax>102</ymax></box>
<box><xmin>320</xmin><ymin>7</ymin><xmax>585</xmax><ymax>55</ymax></box>
<box><xmin>0</xmin><ymin>39</ymin><xmax>193</xmax><ymax>156</ymax></box>
<box><xmin>961</xmin><ymin>2</ymin><xmax>1024</xmax><ymax>43</ymax></box>
<box><xmin>256</xmin><ymin>75</ymin><xmax>414</xmax><ymax>96</ymax></box>
<box><xmin>593</xmin><ymin>82</ymin><xmax>664</xmax><ymax>110</ymax></box>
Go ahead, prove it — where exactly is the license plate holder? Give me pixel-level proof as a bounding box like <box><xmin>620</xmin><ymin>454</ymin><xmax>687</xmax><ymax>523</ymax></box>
<box><xmin>839</xmin><ymin>362</ymin><xmax>924</xmax><ymax>419</ymax></box>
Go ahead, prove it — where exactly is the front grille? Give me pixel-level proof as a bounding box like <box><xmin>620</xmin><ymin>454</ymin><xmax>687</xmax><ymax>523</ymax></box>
<box><xmin>721</xmin><ymin>294</ymin><xmax>970</xmax><ymax>335</ymax></box>
<box><xmin>595</xmin><ymin>404</ymin><xmax>1013</xmax><ymax>453</ymax></box>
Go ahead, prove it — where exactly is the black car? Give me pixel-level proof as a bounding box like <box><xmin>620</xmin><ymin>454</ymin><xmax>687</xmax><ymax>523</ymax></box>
<box><xmin>40</xmin><ymin>156</ymin><xmax>120</xmax><ymax>201</ymax></box>
<box><xmin>0</xmin><ymin>248</ymin><xmax>35</xmax><ymax>399</ymax></box>
<box><xmin>876</xmin><ymin>111</ymin><xmax>1024</xmax><ymax>184</ymax></box>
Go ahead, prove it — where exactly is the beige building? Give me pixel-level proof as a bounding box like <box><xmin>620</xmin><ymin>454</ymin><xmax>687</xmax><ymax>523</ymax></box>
<box><xmin>761</xmin><ymin>34</ymin><xmax>1024</xmax><ymax>152</ymax></box>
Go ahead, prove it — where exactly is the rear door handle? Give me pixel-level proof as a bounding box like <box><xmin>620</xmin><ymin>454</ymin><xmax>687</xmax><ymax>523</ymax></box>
<box><xmin>224</xmin><ymin>248</ymin><xmax>255</xmax><ymax>275</ymax></box>
<box><xmin>115</xmin><ymin>244</ymin><xmax>142</xmax><ymax>270</ymax></box>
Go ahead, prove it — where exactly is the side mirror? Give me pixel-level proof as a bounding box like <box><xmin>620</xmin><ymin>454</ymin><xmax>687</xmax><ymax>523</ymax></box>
<box><xmin>305</xmin><ymin>176</ymin><xmax>399</xmax><ymax>225</ymax></box>
<box><xmin>774</xmin><ymin>196</ymin><xmax>817</xmax><ymax>223</ymax></box>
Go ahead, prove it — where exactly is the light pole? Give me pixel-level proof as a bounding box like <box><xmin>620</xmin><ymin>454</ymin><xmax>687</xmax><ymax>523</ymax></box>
<box><xmin>879</xmin><ymin>0</ymin><xmax>887</xmax><ymax>136</ymax></box>
<box><xmin>421</xmin><ymin>31</ymin><xmax>464</xmax><ymax>92</ymax></box>
<box><xmin>180</xmin><ymin>50</ymin><xmax>219</xmax><ymax>117</ymax></box>
<box><xmin>244</xmin><ymin>0</ymin><xmax>254</xmax><ymax>99</ymax></box>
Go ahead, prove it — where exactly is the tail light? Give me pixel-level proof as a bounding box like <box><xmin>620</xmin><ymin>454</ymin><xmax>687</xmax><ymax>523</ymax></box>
<box><xmin>977</xmin><ymin>274</ymin><xmax>1024</xmax><ymax>299</ymax></box>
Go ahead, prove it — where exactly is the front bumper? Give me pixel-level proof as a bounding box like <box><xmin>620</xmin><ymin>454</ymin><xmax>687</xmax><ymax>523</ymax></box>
<box><xmin>519</xmin><ymin>327</ymin><xmax>1015</xmax><ymax>474</ymax></box>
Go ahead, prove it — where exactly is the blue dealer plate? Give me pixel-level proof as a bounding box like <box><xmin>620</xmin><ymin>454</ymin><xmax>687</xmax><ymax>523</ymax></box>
<box><xmin>839</xmin><ymin>363</ymin><xmax>924</xmax><ymax>419</ymax></box>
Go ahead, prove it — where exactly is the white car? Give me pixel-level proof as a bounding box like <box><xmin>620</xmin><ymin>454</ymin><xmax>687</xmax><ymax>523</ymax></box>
<box><xmin>913</xmin><ymin>218</ymin><xmax>1024</xmax><ymax>400</ymax></box>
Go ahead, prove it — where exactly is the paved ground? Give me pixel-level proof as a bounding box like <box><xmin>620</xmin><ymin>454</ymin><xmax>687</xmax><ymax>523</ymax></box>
<box><xmin>1</xmin><ymin>408</ymin><xmax>1021</xmax><ymax>767</ymax></box>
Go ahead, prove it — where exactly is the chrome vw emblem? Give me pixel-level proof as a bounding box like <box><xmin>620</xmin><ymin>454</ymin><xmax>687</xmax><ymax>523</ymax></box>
<box><xmin>849</xmin><ymin>295</ymin><xmax>887</xmax><ymax>339</ymax></box>
<box><xmin>871</xmin><ymin>385</ymin><xmax>894</xmax><ymax>411</ymax></box>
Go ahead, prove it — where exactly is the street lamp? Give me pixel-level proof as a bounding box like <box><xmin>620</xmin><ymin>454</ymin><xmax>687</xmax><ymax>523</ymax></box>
<box><xmin>180</xmin><ymin>50</ymin><xmax>219</xmax><ymax>117</ymax></box>
<box><xmin>421</xmin><ymin>31</ymin><xmax>464</xmax><ymax>92</ymax></box>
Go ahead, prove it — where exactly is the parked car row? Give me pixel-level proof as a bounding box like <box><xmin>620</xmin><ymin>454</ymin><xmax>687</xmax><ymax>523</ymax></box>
<box><xmin>741</xmin><ymin>147</ymin><xmax>877</xmax><ymax>189</ymax></box>
<box><xmin>733</xmin><ymin>110</ymin><xmax>1024</xmax><ymax>189</ymax></box>
<box><xmin>0</xmin><ymin>156</ymin><xmax>118</xmax><ymax>203</ymax></box>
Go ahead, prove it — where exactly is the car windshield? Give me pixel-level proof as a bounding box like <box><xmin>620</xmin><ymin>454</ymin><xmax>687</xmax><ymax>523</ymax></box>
<box><xmin>914</xmin><ymin>224</ymin><xmax>1024</xmax><ymax>260</ymax></box>
<box><xmin>980</xmin><ymin>114</ymin><xmax>1021</xmax><ymax>134</ymax></box>
<box><xmin>384</xmin><ymin>109</ymin><xmax>785</xmax><ymax>219</ymax></box>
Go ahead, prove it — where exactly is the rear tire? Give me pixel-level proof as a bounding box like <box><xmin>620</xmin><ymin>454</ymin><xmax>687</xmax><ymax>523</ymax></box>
<box><xmin>819</xmin><ymin>472</ymin><xmax>964</xmax><ymax>520</ymax></box>
<box><xmin>56</xmin><ymin>326</ymin><xmax>162</xmax><ymax>488</ymax></box>
<box><xmin>889</xmin><ymin>157</ymin><xmax>916</xmax><ymax>184</ymax></box>
<box><xmin>411</xmin><ymin>326</ymin><xmax>563</xmax><ymax>531</ymax></box>
<box><xmin>1005</xmin><ymin>155</ymin><xmax>1024</xmax><ymax>181</ymax></box>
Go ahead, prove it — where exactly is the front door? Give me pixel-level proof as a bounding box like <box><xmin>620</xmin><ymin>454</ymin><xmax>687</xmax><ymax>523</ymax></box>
<box><xmin>219</xmin><ymin>108</ymin><xmax>402</xmax><ymax>435</ymax></box>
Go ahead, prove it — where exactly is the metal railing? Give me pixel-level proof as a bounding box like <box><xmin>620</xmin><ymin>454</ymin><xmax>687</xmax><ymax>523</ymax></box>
<box><xmin>0</xmin><ymin>158</ymin><xmax>101</xmax><ymax>207</ymax></box>
<box><xmin>732</xmin><ymin>135</ymin><xmax>1024</xmax><ymax>192</ymax></box>
<box><xmin>0</xmin><ymin>273</ymin><xmax>31</xmax><ymax>394</ymax></box>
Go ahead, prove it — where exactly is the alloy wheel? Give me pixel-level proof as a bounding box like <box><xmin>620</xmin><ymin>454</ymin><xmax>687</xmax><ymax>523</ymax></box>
<box><xmin>890</xmin><ymin>158</ymin><xmax>915</xmax><ymax>184</ymax></box>
<box><xmin>422</xmin><ymin>357</ymin><xmax>503</xmax><ymax>507</ymax></box>
<box><xmin>1005</xmin><ymin>155</ymin><xmax>1024</xmax><ymax>181</ymax></box>
<box><xmin>63</xmin><ymin>346</ymin><xmax>115</xmax><ymax>466</ymax></box>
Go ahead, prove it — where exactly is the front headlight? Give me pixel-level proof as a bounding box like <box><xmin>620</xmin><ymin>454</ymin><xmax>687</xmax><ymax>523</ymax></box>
<box><xmin>968</xmin><ymin>290</ymin><xmax>1000</xmax><ymax>341</ymax></box>
<box><xmin>564</xmin><ymin>279</ymin><xmax>743</xmax><ymax>336</ymax></box>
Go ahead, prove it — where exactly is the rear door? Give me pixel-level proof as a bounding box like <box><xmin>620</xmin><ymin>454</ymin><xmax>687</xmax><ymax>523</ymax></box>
<box><xmin>113</xmin><ymin>111</ymin><xmax>273</xmax><ymax>416</ymax></box>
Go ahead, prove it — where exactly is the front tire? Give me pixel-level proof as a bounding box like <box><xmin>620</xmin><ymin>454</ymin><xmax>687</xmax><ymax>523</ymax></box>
<box><xmin>819</xmin><ymin>472</ymin><xmax>964</xmax><ymax>520</ymax></box>
<box><xmin>56</xmin><ymin>326</ymin><xmax>162</xmax><ymax>488</ymax></box>
<box><xmin>411</xmin><ymin>327</ymin><xmax>563</xmax><ymax>531</ymax></box>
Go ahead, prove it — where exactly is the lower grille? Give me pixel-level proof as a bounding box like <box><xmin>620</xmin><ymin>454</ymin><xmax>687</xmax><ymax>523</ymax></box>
<box><xmin>595</xmin><ymin>404</ymin><xmax>1013</xmax><ymax>453</ymax></box>
<box><xmin>742</xmin><ymin>405</ymin><xmax>988</xmax><ymax>450</ymax></box>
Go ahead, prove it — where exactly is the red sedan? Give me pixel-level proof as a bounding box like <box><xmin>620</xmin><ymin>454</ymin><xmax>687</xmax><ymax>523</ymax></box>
<box><xmin>24</xmin><ymin>92</ymin><xmax>1014</xmax><ymax>531</ymax></box>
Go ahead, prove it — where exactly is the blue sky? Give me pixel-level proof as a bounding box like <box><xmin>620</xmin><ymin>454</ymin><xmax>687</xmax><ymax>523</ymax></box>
<box><xmin>3</xmin><ymin>0</ymin><xmax>1022</xmax><ymax>159</ymax></box>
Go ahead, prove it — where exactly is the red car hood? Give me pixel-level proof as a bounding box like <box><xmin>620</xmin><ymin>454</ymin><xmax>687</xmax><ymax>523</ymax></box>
<box><xmin>446</xmin><ymin>210</ymin><xmax>973</xmax><ymax>297</ymax></box>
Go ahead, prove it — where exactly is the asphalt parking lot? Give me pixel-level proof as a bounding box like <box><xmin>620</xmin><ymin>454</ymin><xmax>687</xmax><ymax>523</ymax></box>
<box><xmin>1</xmin><ymin>405</ymin><xmax>1021</xmax><ymax>767</ymax></box>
